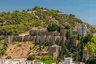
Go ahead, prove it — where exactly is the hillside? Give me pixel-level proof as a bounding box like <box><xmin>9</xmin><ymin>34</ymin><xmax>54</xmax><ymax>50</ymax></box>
<box><xmin>2</xmin><ymin>42</ymin><xmax>34</xmax><ymax>59</ymax></box>
<box><xmin>0</xmin><ymin>6</ymin><xmax>95</xmax><ymax>35</ymax></box>
<box><xmin>1</xmin><ymin>42</ymin><xmax>48</xmax><ymax>59</ymax></box>
<box><xmin>0</xmin><ymin>6</ymin><xmax>96</xmax><ymax>64</ymax></box>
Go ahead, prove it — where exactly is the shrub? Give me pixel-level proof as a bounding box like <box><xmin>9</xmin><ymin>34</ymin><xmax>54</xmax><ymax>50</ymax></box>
<box><xmin>86</xmin><ymin>59</ymin><xmax>96</xmax><ymax>64</ymax></box>
<box><xmin>17</xmin><ymin>43</ymin><xmax>22</xmax><ymax>47</ymax></box>
<box><xmin>47</xmin><ymin>23</ymin><xmax>61</xmax><ymax>32</ymax></box>
<box><xmin>6</xmin><ymin>56</ymin><xmax>11</xmax><ymax>59</ymax></box>
<box><xmin>0</xmin><ymin>46</ymin><xmax>7</xmax><ymax>55</ymax></box>
<box><xmin>29</xmin><ymin>47</ymin><xmax>33</xmax><ymax>50</ymax></box>
<box><xmin>27</xmin><ymin>54</ymin><xmax>35</xmax><ymax>60</ymax></box>
<box><xmin>41</xmin><ymin>56</ymin><xmax>56</xmax><ymax>64</ymax></box>
<box><xmin>72</xmin><ymin>52</ymin><xmax>81</xmax><ymax>61</ymax></box>
<box><xmin>0</xmin><ymin>36</ymin><xmax>4</xmax><ymax>40</ymax></box>
<box><xmin>65</xmin><ymin>25</ymin><xmax>70</xmax><ymax>30</ymax></box>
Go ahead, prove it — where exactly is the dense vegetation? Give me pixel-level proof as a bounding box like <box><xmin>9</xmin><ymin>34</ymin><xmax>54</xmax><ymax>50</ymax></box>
<box><xmin>0</xmin><ymin>6</ymin><xmax>95</xmax><ymax>35</ymax></box>
<box><xmin>0</xmin><ymin>36</ymin><xmax>7</xmax><ymax>56</ymax></box>
<box><xmin>27</xmin><ymin>54</ymin><xmax>35</xmax><ymax>60</ymax></box>
<box><xmin>41</xmin><ymin>55</ymin><xmax>56</xmax><ymax>64</ymax></box>
<box><xmin>84</xmin><ymin>35</ymin><xmax>96</xmax><ymax>59</ymax></box>
<box><xmin>0</xmin><ymin>6</ymin><xmax>96</xmax><ymax>64</ymax></box>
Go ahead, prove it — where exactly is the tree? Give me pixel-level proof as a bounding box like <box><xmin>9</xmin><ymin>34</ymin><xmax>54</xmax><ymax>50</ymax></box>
<box><xmin>84</xmin><ymin>42</ymin><xmax>96</xmax><ymax>59</ymax></box>
<box><xmin>65</xmin><ymin>25</ymin><xmax>70</xmax><ymax>30</ymax></box>
<box><xmin>91</xmin><ymin>36</ymin><xmax>96</xmax><ymax>43</ymax></box>
<box><xmin>47</xmin><ymin>23</ymin><xmax>61</xmax><ymax>32</ymax></box>
<box><xmin>0</xmin><ymin>7</ymin><xmax>94</xmax><ymax>36</ymax></box>
<box><xmin>32</xmin><ymin>6</ymin><xmax>40</xmax><ymax>10</ymax></box>
<box><xmin>84</xmin><ymin>35</ymin><xmax>96</xmax><ymax>59</ymax></box>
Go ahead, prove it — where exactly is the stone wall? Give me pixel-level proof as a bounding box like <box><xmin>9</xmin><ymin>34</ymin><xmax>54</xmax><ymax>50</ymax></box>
<box><xmin>5</xmin><ymin>28</ymin><xmax>73</xmax><ymax>45</ymax></box>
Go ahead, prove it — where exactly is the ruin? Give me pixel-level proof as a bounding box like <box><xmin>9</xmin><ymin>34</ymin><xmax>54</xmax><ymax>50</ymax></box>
<box><xmin>48</xmin><ymin>44</ymin><xmax>61</xmax><ymax>59</ymax></box>
<box><xmin>4</xmin><ymin>28</ymin><xmax>76</xmax><ymax>45</ymax></box>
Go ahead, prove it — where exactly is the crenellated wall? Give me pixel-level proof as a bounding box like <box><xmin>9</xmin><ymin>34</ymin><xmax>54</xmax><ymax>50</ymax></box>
<box><xmin>5</xmin><ymin>28</ymin><xmax>75</xmax><ymax>45</ymax></box>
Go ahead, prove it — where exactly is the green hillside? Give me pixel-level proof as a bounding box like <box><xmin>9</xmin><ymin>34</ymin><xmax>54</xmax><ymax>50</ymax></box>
<box><xmin>0</xmin><ymin>6</ymin><xmax>95</xmax><ymax>35</ymax></box>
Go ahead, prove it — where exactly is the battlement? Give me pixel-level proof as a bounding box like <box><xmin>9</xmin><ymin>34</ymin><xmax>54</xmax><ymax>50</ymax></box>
<box><xmin>4</xmin><ymin>28</ymin><xmax>74</xmax><ymax>45</ymax></box>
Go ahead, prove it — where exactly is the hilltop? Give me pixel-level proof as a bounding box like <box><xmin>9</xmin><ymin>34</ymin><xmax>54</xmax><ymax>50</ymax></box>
<box><xmin>0</xmin><ymin>6</ymin><xmax>95</xmax><ymax>35</ymax></box>
<box><xmin>0</xmin><ymin>6</ymin><xmax>96</xmax><ymax>64</ymax></box>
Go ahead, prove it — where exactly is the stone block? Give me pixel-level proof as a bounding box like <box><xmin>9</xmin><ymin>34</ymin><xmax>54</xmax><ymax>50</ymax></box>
<box><xmin>60</xmin><ymin>29</ymin><xmax>66</xmax><ymax>36</ymax></box>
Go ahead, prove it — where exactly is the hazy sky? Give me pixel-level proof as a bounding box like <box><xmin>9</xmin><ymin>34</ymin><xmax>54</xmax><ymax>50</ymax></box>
<box><xmin>0</xmin><ymin>0</ymin><xmax>96</xmax><ymax>25</ymax></box>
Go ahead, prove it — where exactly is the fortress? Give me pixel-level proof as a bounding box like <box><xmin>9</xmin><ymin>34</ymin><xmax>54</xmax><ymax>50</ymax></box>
<box><xmin>4</xmin><ymin>28</ymin><xmax>78</xmax><ymax>59</ymax></box>
<box><xmin>4</xmin><ymin>28</ymin><xmax>75</xmax><ymax>45</ymax></box>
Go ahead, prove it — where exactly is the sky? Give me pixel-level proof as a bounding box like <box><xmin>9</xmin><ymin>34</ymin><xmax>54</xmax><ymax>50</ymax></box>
<box><xmin>0</xmin><ymin>0</ymin><xmax>96</xmax><ymax>25</ymax></box>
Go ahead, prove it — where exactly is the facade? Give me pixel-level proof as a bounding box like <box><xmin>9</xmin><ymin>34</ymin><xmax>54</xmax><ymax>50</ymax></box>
<box><xmin>48</xmin><ymin>44</ymin><xmax>61</xmax><ymax>59</ymax></box>
<box><xmin>78</xmin><ymin>24</ymin><xmax>87</xmax><ymax>36</ymax></box>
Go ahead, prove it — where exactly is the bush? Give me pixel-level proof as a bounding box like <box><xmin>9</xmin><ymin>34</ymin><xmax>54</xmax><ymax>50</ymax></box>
<box><xmin>86</xmin><ymin>59</ymin><xmax>96</xmax><ymax>64</ymax></box>
<box><xmin>65</xmin><ymin>25</ymin><xmax>70</xmax><ymax>30</ymax></box>
<box><xmin>29</xmin><ymin>47</ymin><xmax>33</xmax><ymax>50</ymax></box>
<box><xmin>6</xmin><ymin>56</ymin><xmax>11</xmax><ymax>59</ymax></box>
<box><xmin>27</xmin><ymin>54</ymin><xmax>35</xmax><ymax>60</ymax></box>
<box><xmin>17</xmin><ymin>43</ymin><xmax>22</xmax><ymax>47</ymax></box>
<box><xmin>41</xmin><ymin>56</ymin><xmax>56</xmax><ymax>64</ymax></box>
<box><xmin>0</xmin><ymin>36</ymin><xmax>4</xmax><ymax>40</ymax></box>
<box><xmin>47</xmin><ymin>23</ymin><xmax>61</xmax><ymax>32</ymax></box>
<box><xmin>0</xmin><ymin>46</ymin><xmax>7</xmax><ymax>55</ymax></box>
<box><xmin>72</xmin><ymin>52</ymin><xmax>81</xmax><ymax>61</ymax></box>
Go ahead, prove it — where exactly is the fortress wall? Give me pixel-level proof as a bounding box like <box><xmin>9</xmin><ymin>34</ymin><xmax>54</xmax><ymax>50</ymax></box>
<box><xmin>5</xmin><ymin>29</ymin><xmax>69</xmax><ymax>45</ymax></box>
<box><xmin>60</xmin><ymin>29</ymin><xmax>66</xmax><ymax>36</ymax></box>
